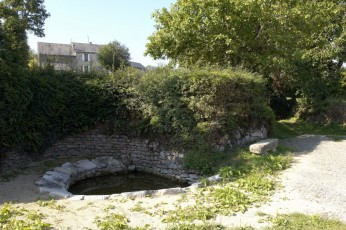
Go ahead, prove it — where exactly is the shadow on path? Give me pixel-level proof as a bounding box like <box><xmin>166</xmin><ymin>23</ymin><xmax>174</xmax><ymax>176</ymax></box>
<box><xmin>280</xmin><ymin>135</ymin><xmax>336</xmax><ymax>156</ymax></box>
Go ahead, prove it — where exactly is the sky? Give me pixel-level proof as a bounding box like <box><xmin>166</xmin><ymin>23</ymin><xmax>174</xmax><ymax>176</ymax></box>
<box><xmin>28</xmin><ymin>0</ymin><xmax>177</xmax><ymax>67</ymax></box>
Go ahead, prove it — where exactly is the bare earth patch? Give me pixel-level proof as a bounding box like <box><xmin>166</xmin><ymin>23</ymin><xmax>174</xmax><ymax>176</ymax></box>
<box><xmin>0</xmin><ymin>135</ymin><xmax>345</xmax><ymax>229</ymax></box>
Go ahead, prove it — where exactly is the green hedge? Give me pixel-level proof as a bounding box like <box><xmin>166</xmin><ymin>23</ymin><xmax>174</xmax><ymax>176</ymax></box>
<box><xmin>133</xmin><ymin>67</ymin><xmax>274</xmax><ymax>174</ymax></box>
<box><xmin>0</xmin><ymin>68</ymin><xmax>142</xmax><ymax>154</ymax></box>
<box><xmin>0</xmin><ymin>67</ymin><xmax>273</xmax><ymax>165</ymax></box>
<box><xmin>136</xmin><ymin>68</ymin><xmax>274</xmax><ymax>145</ymax></box>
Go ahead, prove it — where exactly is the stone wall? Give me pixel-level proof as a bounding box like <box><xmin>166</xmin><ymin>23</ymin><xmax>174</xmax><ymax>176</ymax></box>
<box><xmin>1</xmin><ymin>125</ymin><xmax>267</xmax><ymax>180</ymax></box>
<box><xmin>43</xmin><ymin>128</ymin><xmax>198</xmax><ymax>183</ymax></box>
<box><xmin>42</xmin><ymin>125</ymin><xmax>267</xmax><ymax>182</ymax></box>
<box><xmin>1</xmin><ymin>151</ymin><xmax>32</xmax><ymax>174</ymax></box>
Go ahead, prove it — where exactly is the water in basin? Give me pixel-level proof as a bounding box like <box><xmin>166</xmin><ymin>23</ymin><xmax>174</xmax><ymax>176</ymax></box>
<box><xmin>69</xmin><ymin>171</ymin><xmax>189</xmax><ymax>195</ymax></box>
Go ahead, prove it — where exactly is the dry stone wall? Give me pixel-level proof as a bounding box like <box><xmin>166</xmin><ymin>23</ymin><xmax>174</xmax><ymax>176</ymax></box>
<box><xmin>43</xmin><ymin>128</ymin><xmax>199</xmax><ymax>183</ymax></box>
<box><xmin>1</xmin><ymin>151</ymin><xmax>32</xmax><ymax>174</ymax></box>
<box><xmin>1</xmin><ymin>125</ymin><xmax>267</xmax><ymax>180</ymax></box>
<box><xmin>42</xmin><ymin>126</ymin><xmax>267</xmax><ymax>182</ymax></box>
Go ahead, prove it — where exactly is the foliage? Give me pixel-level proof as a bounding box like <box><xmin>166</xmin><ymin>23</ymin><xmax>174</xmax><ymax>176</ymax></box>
<box><xmin>0</xmin><ymin>68</ymin><xmax>143</xmax><ymax>155</ymax></box>
<box><xmin>184</xmin><ymin>148</ymin><xmax>226</xmax><ymax>175</ymax></box>
<box><xmin>95</xmin><ymin>213</ymin><xmax>130</xmax><ymax>230</ymax></box>
<box><xmin>137</xmin><ymin>67</ymin><xmax>273</xmax><ymax>145</ymax></box>
<box><xmin>146</xmin><ymin>0</ymin><xmax>346</xmax><ymax>117</ymax></box>
<box><xmin>0</xmin><ymin>0</ymin><xmax>49</xmax><ymax>68</ymax></box>
<box><xmin>163</xmin><ymin>204</ymin><xmax>217</xmax><ymax>223</ymax></box>
<box><xmin>98</xmin><ymin>40</ymin><xmax>131</xmax><ymax>72</ymax></box>
<box><xmin>296</xmin><ymin>97</ymin><xmax>346</xmax><ymax>126</ymax></box>
<box><xmin>167</xmin><ymin>223</ymin><xmax>226</xmax><ymax>230</ymax></box>
<box><xmin>0</xmin><ymin>66</ymin><xmax>272</xmax><ymax>176</ymax></box>
<box><xmin>95</xmin><ymin>213</ymin><xmax>149</xmax><ymax>230</ymax></box>
<box><xmin>36</xmin><ymin>199</ymin><xmax>65</xmax><ymax>211</ymax></box>
<box><xmin>136</xmin><ymin>67</ymin><xmax>273</xmax><ymax>172</ymax></box>
<box><xmin>0</xmin><ymin>203</ymin><xmax>51</xmax><ymax>229</ymax></box>
<box><xmin>266</xmin><ymin>213</ymin><xmax>346</xmax><ymax>230</ymax></box>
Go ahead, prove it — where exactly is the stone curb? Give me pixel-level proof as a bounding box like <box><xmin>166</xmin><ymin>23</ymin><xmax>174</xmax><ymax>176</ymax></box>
<box><xmin>35</xmin><ymin>156</ymin><xmax>201</xmax><ymax>200</ymax></box>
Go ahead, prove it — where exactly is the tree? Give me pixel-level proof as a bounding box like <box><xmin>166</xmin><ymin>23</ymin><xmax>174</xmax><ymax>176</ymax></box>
<box><xmin>0</xmin><ymin>0</ymin><xmax>49</xmax><ymax>69</ymax></box>
<box><xmin>0</xmin><ymin>0</ymin><xmax>49</xmax><ymax>160</ymax></box>
<box><xmin>145</xmin><ymin>0</ymin><xmax>346</xmax><ymax>112</ymax></box>
<box><xmin>98</xmin><ymin>40</ymin><xmax>131</xmax><ymax>72</ymax></box>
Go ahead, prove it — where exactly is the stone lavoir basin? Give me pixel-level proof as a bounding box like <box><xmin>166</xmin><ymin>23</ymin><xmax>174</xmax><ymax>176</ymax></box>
<box><xmin>69</xmin><ymin>171</ymin><xmax>189</xmax><ymax>195</ymax></box>
<box><xmin>35</xmin><ymin>157</ymin><xmax>199</xmax><ymax>200</ymax></box>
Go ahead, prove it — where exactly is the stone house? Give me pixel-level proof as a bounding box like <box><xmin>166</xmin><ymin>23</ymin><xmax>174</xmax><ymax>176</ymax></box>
<box><xmin>37</xmin><ymin>42</ymin><xmax>145</xmax><ymax>72</ymax></box>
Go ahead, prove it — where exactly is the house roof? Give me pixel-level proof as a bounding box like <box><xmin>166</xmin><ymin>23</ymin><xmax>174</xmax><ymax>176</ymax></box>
<box><xmin>38</xmin><ymin>42</ymin><xmax>103</xmax><ymax>56</ymax></box>
<box><xmin>38</xmin><ymin>42</ymin><xmax>75</xmax><ymax>56</ymax></box>
<box><xmin>72</xmin><ymin>42</ymin><xmax>102</xmax><ymax>53</ymax></box>
<box><xmin>130</xmin><ymin>61</ymin><xmax>145</xmax><ymax>70</ymax></box>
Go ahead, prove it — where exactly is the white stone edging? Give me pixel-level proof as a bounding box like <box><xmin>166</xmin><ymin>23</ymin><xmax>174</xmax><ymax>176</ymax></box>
<box><xmin>35</xmin><ymin>156</ymin><xmax>201</xmax><ymax>200</ymax></box>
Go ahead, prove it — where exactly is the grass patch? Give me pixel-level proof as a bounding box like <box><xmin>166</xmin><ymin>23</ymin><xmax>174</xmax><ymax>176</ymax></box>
<box><xmin>163</xmin><ymin>145</ymin><xmax>292</xmax><ymax>224</ymax></box>
<box><xmin>95</xmin><ymin>213</ymin><xmax>151</xmax><ymax>230</ymax></box>
<box><xmin>36</xmin><ymin>199</ymin><xmax>65</xmax><ymax>211</ymax></box>
<box><xmin>273</xmin><ymin>118</ymin><xmax>346</xmax><ymax>138</ymax></box>
<box><xmin>0</xmin><ymin>203</ymin><xmax>51</xmax><ymax>229</ymax></box>
<box><xmin>130</xmin><ymin>202</ymin><xmax>153</xmax><ymax>216</ymax></box>
<box><xmin>267</xmin><ymin>213</ymin><xmax>346</xmax><ymax>230</ymax></box>
<box><xmin>95</xmin><ymin>213</ymin><xmax>130</xmax><ymax>230</ymax></box>
<box><xmin>167</xmin><ymin>222</ymin><xmax>226</xmax><ymax>229</ymax></box>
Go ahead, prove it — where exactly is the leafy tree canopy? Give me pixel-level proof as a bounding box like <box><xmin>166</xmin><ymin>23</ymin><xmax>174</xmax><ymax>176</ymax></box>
<box><xmin>98</xmin><ymin>40</ymin><xmax>131</xmax><ymax>72</ymax></box>
<box><xmin>145</xmin><ymin>0</ymin><xmax>346</xmax><ymax>100</ymax></box>
<box><xmin>0</xmin><ymin>0</ymin><xmax>50</xmax><ymax>37</ymax></box>
<box><xmin>0</xmin><ymin>0</ymin><xmax>49</xmax><ymax>68</ymax></box>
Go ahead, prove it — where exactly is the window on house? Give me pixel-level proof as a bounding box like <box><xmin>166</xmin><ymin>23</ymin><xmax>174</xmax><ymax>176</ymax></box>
<box><xmin>83</xmin><ymin>65</ymin><xmax>89</xmax><ymax>72</ymax></box>
<box><xmin>83</xmin><ymin>53</ymin><xmax>90</xmax><ymax>62</ymax></box>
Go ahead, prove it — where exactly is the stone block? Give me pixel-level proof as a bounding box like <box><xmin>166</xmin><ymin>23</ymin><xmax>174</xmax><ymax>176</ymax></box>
<box><xmin>249</xmin><ymin>138</ymin><xmax>278</xmax><ymax>154</ymax></box>
<box><xmin>128</xmin><ymin>165</ymin><xmax>136</xmax><ymax>171</ymax></box>
<box><xmin>75</xmin><ymin>160</ymin><xmax>97</xmax><ymax>171</ymax></box>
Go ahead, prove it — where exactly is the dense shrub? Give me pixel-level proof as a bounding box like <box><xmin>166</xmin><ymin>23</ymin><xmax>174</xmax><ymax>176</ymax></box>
<box><xmin>296</xmin><ymin>97</ymin><xmax>346</xmax><ymax>126</ymax></box>
<box><xmin>136</xmin><ymin>68</ymin><xmax>274</xmax><ymax>145</ymax></box>
<box><xmin>133</xmin><ymin>67</ymin><xmax>274</xmax><ymax>173</ymax></box>
<box><xmin>0</xmin><ymin>66</ymin><xmax>273</xmax><ymax>174</ymax></box>
<box><xmin>0</xmin><ymin>67</ymin><xmax>143</xmax><ymax>155</ymax></box>
<box><xmin>294</xmin><ymin>69</ymin><xmax>346</xmax><ymax>125</ymax></box>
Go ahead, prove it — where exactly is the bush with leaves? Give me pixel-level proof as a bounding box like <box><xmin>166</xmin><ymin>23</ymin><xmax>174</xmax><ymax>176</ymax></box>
<box><xmin>135</xmin><ymin>67</ymin><xmax>274</xmax><ymax>173</ymax></box>
<box><xmin>137</xmin><ymin>67</ymin><xmax>274</xmax><ymax>144</ymax></box>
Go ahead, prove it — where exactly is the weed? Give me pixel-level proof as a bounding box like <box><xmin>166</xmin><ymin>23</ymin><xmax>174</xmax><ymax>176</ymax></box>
<box><xmin>95</xmin><ymin>213</ymin><xmax>150</xmax><ymax>230</ymax></box>
<box><xmin>176</xmin><ymin>193</ymin><xmax>188</xmax><ymax>203</ymax></box>
<box><xmin>167</xmin><ymin>145</ymin><xmax>292</xmax><ymax>221</ymax></box>
<box><xmin>256</xmin><ymin>211</ymin><xmax>268</xmax><ymax>217</ymax></box>
<box><xmin>130</xmin><ymin>203</ymin><xmax>153</xmax><ymax>216</ymax></box>
<box><xmin>229</xmin><ymin>227</ymin><xmax>255</xmax><ymax>230</ymax></box>
<box><xmin>0</xmin><ymin>203</ymin><xmax>51</xmax><ymax>229</ymax></box>
<box><xmin>154</xmin><ymin>201</ymin><xmax>168</xmax><ymax>209</ymax></box>
<box><xmin>266</xmin><ymin>213</ymin><xmax>346</xmax><ymax>230</ymax></box>
<box><xmin>95</xmin><ymin>213</ymin><xmax>129</xmax><ymax>230</ymax></box>
<box><xmin>163</xmin><ymin>205</ymin><xmax>216</xmax><ymax>223</ymax></box>
<box><xmin>36</xmin><ymin>199</ymin><xmax>65</xmax><ymax>211</ymax></box>
<box><xmin>104</xmin><ymin>205</ymin><xmax>116</xmax><ymax>212</ymax></box>
<box><xmin>167</xmin><ymin>222</ymin><xmax>226</xmax><ymax>229</ymax></box>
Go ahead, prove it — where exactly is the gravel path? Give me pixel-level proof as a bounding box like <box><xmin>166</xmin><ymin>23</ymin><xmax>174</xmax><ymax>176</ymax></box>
<box><xmin>219</xmin><ymin>135</ymin><xmax>346</xmax><ymax>229</ymax></box>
